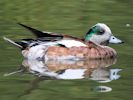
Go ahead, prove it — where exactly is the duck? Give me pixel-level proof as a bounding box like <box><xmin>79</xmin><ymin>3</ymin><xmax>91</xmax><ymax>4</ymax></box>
<box><xmin>4</xmin><ymin>23</ymin><xmax>124</xmax><ymax>60</ymax></box>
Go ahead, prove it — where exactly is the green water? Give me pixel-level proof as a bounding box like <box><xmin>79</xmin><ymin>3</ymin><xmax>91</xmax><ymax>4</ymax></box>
<box><xmin>0</xmin><ymin>0</ymin><xmax>133</xmax><ymax>100</ymax></box>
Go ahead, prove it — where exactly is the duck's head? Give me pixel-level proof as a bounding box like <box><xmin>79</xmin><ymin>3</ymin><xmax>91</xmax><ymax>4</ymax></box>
<box><xmin>85</xmin><ymin>23</ymin><xmax>124</xmax><ymax>45</ymax></box>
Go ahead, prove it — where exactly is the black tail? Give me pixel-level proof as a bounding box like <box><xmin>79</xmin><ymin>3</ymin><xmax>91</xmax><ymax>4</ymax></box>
<box><xmin>18</xmin><ymin>23</ymin><xmax>63</xmax><ymax>38</ymax></box>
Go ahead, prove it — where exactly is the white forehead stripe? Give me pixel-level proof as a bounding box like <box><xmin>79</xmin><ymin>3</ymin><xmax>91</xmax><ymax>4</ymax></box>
<box><xmin>95</xmin><ymin>23</ymin><xmax>112</xmax><ymax>34</ymax></box>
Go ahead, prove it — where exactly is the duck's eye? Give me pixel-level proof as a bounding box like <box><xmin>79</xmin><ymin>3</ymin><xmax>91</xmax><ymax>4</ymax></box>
<box><xmin>97</xmin><ymin>29</ymin><xmax>105</xmax><ymax>35</ymax></box>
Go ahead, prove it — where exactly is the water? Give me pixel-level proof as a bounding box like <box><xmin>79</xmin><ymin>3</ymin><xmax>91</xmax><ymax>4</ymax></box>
<box><xmin>0</xmin><ymin>0</ymin><xmax>133</xmax><ymax>100</ymax></box>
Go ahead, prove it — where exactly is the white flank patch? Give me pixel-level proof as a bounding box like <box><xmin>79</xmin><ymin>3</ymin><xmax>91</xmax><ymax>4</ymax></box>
<box><xmin>56</xmin><ymin>40</ymin><xmax>87</xmax><ymax>48</ymax></box>
<box><xmin>27</xmin><ymin>45</ymin><xmax>46</xmax><ymax>59</ymax></box>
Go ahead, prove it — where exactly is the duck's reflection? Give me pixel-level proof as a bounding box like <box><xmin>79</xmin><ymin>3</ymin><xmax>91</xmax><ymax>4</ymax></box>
<box><xmin>22</xmin><ymin>58</ymin><xmax>121</xmax><ymax>82</ymax></box>
<box><xmin>21</xmin><ymin>58</ymin><xmax>122</xmax><ymax>93</ymax></box>
<box><xmin>5</xmin><ymin>58</ymin><xmax>122</xmax><ymax>94</ymax></box>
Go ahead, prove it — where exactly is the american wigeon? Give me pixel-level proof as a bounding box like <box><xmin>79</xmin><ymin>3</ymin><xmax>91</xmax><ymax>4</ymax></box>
<box><xmin>4</xmin><ymin>23</ymin><xmax>124</xmax><ymax>60</ymax></box>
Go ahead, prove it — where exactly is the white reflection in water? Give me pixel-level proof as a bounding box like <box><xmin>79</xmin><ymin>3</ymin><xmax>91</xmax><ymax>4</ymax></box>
<box><xmin>57</xmin><ymin>69</ymin><xmax>87</xmax><ymax>79</ymax></box>
<box><xmin>21</xmin><ymin>58</ymin><xmax>121</xmax><ymax>82</ymax></box>
<box><xmin>4</xmin><ymin>58</ymin><xmax>122</xmax><ymax>93</ymax></box>
<box><xmin>95</xmin><ymin>86</ymin><xmax>112</xmax><ymax>92</ymax></box>
<box><xmin>90</xmin><ymin>68</ymin><xmax>122</xmax><ymax>83</ymax></box>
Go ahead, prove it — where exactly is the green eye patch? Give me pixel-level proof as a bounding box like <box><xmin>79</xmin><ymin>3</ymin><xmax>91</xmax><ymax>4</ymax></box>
<box><xmin>85</xmin><ymin>26</ymin><xmax>97</xmax><ymax>41</ymax></box>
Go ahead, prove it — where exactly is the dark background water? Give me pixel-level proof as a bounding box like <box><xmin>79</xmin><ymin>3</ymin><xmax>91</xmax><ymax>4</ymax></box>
<box><xmin>0</xmin><ymin>0</ymin><xmax>133</xmax><ymax>100</ymax></box>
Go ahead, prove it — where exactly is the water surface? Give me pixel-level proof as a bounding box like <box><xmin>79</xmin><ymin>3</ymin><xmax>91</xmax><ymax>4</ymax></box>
<box><xmin>0</xmin><ymin>0</ymin><xmax>133</xmax><ymax>100</ymax></box>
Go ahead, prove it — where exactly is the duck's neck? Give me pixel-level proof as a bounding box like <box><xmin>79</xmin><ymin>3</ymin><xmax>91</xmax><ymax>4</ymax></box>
<box><xmin>100</xmin><ymin>41</ymin><xmax>109</xmax><ymax>46</ymax></box>
<box><xmin>84</xmin><ymin>37</ymin><xmax>109</xmax><ymax>46</ymax></box>
<box><xmin>85</xmin><ymin>31</ymin><xmax>95</xmax><ymax>41</ymax></box>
